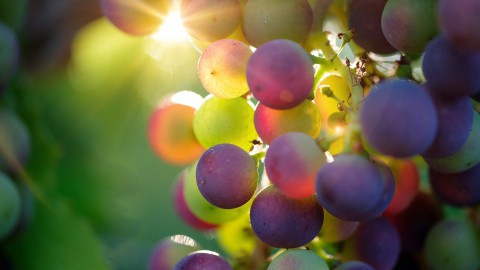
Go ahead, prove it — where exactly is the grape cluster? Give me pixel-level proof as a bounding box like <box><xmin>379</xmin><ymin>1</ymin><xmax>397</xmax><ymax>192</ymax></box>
<box><xmin>0</xmin><ymin>3</ymin><xmax>34</xmax><ymax>266</ymax></box>
<box><xmin>101</xmin><ymin>0</ymin><xmax>480</xmax><ymax>269</ymax></box>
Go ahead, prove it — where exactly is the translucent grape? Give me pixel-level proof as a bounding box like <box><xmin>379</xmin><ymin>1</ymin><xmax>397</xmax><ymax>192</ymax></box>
<box><xmin>254</xmin><ymin>100</ymin><xmax>321</xmax><ymax>145</ymax></box>
<box><xmin>315</xmin><ymin>154</ymin><xmax>390</xmax><ymax>222</ymax></box>
<box><xmin>0</xmin><ymin>172</ymin><xmax>20</xmax><ymax>240</ymax></box>
<box><xmin>0</xmin><ymin>109</ymin><xmax>31</xmax><ymax>175</ymax></box>
<box><xmin>148</xmin><ymin>91</ymin><xmax>205</xmax><ymax>166</ymax></box>
<box><xmin>422</xmin><ymin>36</ymin><xmax>480</xmax><ymax>98</ymax></box>
<box><xmin>0</xmin><ymin>22</ymin><xmax>19</xmax><ymax>91</ymax></box>
<box><xmin>180</xmin><ymin>0</ymin><xmax>241</xmax><ymax>42</ymax></box>
<box><xmin>250</xmin><ymin>185</ymin><xmax>324</xmax><ymax>248</ymax></box>
<box><xmin>100</xmin><ymin>0</ymin><xmax>169</xmax><ymax>36</ymax></box>
<box><xmin>383</xmin><ymin>159</ymin><xmax>420</xmax><ymax>215</ymax></box>
<box><xmin>318</xmin><ymin>210</ymin><xmax>358</xmax><ymax>243</ymax></box>
<box><xmin>347</xmin><ymin>0</ymin><xmax>396</xmax><ymax>54</ymax></box>
<box><xmin>198</xmin><ymin>39</ymin><xmax>252</xmax><ymax>99</ymax></box>
<box><xmin>242</xmin><ymin>0</ymin><xmax>313</xmax><ymax>47</ymax></box>
<box><xmin>184</xmin><ymin>162</ymin><xmax>251</xmax><ymax>224</ymax></box>
<box><xmin>342</xmin><ymin>217</ymin><xmax>401</xmax><ymax>270</ymax></box>
<box><xmin>265</xmin><ymin>132</ymin><xmax>326</xmax><ymax>198</ymax></box>
<box><xmin>193</xmin><ymin>95</ymin><xmax>257</xmax><ymax>151</ymax></box>
<box><xmin>174</xmin><ymin>250</ymin><xmax>233</xmax><ymax>270</ymax></box>
<box><xmin>359</xmin><ymin>79</ymin><xmax>437</xmax><ymax>158</ymax></box>
<box><xmin>381</xmin><ymin>0</ymin><xmax>439</xmax><ymax>53</ymax></box>
<box><xmin>246</xmin><ymin>39</ymin><xmax>314</xmax><ymax>110</ymax></box>
<box><xmin>425</xmin><ymin>218</ymin><xmax>480</xmax><ymax>270</ymax></box>
<box><xmin>148</xmin><ymin>235</ymin><xmax>200</xmax><ymax>270</ymax></box>
<box><xmin>267</xmin><ymin>249</ymin><xmax>329</xmax><ymax>270</ymax></box>
<box><xmin>196</xmin><ymin>143</ymin><xmax>258</xmax><ymax>209</ymax></box>
<box><xmin>439</xmin><ymin>0</ymin><xmax>480</xmax><ymax>52</ymax></box>
<box><xmin>314</xmin><ymin>75</ymin><xmax>350</xmax><ymax>129</ymax></box>
<box><xmin>171</xmin><ymin>171</ymin><xmax>218</xmax><ymax>231</ymax></box>
<box><xmin>216</xmin><ymin>212</ymin><xmax>256</xmax><ymax>257</ymax></box>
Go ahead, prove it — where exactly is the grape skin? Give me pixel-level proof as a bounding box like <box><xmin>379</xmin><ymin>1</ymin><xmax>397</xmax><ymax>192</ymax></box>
<box><xmin>0</xmin><ymin>173</ymin><xmax>21</xmax><ymax>241</ymax></box>
<box><xmin>359</xmin><ymin>79</ymin><xmax>438</xmax><ymax>158</ymax></box>
<box><xmin>333</xmin><ymin>261</ymin><xmax>374</xmax><ymax>270</ymax></box>
<box><xmin>347</xmin><ymin>0</ymin><xmax>396</xmax><ymax>55</ymax></box>
<box><xmin>196</xmin><ymin>143</ymin><xmax>258</xmax><ymax>209</ymax></box>
<box><xmin>0</xmin><ymin>109</ymin><xmax>31</xmax><ymax>175</ymax></box>
<box><xmin>148</xmin><ymin>235</ymin><xmax>199</xmax><ymax>270</ymax></box>
<box><xmin>267</xmin><ymin>249</ymin><xmax>329</xmax><ymax>270</ymax></box>
<box><xmin>250</xmin><ymin>185</ymin><xmax>324</xmax><ymax>248</ymax></box>
<box><xmin>174</xmin><ymin>250</ymin><xmax>233</xmax><ymax>270</ymax></box>
<box><xmin>246</xmin><ymin>39</ymin><xmax>314</xmax><ymax>110</ymax></box>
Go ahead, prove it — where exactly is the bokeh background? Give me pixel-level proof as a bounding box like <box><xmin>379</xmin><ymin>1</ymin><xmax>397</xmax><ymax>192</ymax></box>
<box><xmin>1</xmin><ymin>0</ymin><xmax>219</xmax><ymax>269</ymax></box>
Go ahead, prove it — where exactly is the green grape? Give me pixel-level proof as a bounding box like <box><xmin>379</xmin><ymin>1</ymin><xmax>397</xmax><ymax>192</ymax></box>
<box><xmin>424</xmin><ymin>112</ymin><xmax>480</xmax><ymax>173</ymax></box>
<box><xmin>425</xmin><ymin>217</ymin><xmax>480</xmax><ymax>270</ymax></box>
<box><xmin>314</xmin><ymin>75</ymin><xmax>350</xmax><ymax>130</ymax></box>
<box><xmin>0</xmin><ymin>172</ymin><xmax>21</xmax><ymax>240</ymax></box>
<box><xmin>198</xmin><ymin>39</ymin><xmax>253</xmax><ymax>99</ymax></box>
<box><xmin>267</xmin><ymin>249</ymin><xmax>329</xmax><ymax>270</ymax></box>
<box><xmin>216</xmin><ymin>212</ymin><xmax>257</xmax><ymax>258</ymax></box>
<box><xmin>183</xmin><ymin>161</ymin><xmax>252</xmax><ymax>224</ymax></box>
<box><xmin>193</xmin><ymin>95</ymin><xmax>258</xmax><ymax>151</ymax></box>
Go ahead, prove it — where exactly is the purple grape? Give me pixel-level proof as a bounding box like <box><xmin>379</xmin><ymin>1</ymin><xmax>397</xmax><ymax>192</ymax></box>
<box><xmin>381</xmin><ymin>0</ymin><xmax>439</xmax><ymax>53</ymax></box>
<box><xmin>149</xmin><ymin>235</ymin><xmax>200</xmax><ymax>270</ymax></box>
<box><xmin>347</xmin><ymin>0</ymin><xmax>396</xmax><ymax>55</ymax></box>
<box><xmin>422</xmin><ymin>36</ymin><xmax>480</xmax><ymax>98</ymax></box>
<box><xmin>246</xmin><ymin>39</ymin><xmax>314</xmax><ymax>110</ymax></box>
<box><xmin>174</xmin><ymin>250</ymin><xmax>233</xmax><ymax>270</ymax></box>
<box><xmin>315</xmin><ymin>154</ymin><xmax>390</xmax><ymax>222</ymax></box>
<box><xmin>359</xmin><ymin>79</ymin><xmax>438</xmax><ymax>158</ymax></box>
<box><xmin>429</xmin><ymin>162</ymin><xmax>480</xmax><ymax>207</ymax></box>
<box><xmin>334</xmin><ymin>261</ymin><xmax>375</xmax><ymax>270</ymax></box>
<box><xmin>250</xmin><ymin>185</ymin><xmax>324</xmax><ymax>248</ymax></box>
<box><xmin>439</xmin><ymin>0</ymin><xmax>480</xmax><ymax>52</ymax></box>
<box><xmin>264</xmin><ymin>132</ymin><xmax>326</xmax><ymax>199</ymax></box>
<box><xmin>421</xmin><ymin>85</ymin><xmax>474</xmax><ymax>158</ymax></box>
<box><xmin>342</xmin><ymin>217</ymin><xmax>401</xmax><ymax>270</ymax></box>
<box><xmin>196</xmin><ymin>143</ymin><xmax>258</xmax><ymax>209</ymax></box>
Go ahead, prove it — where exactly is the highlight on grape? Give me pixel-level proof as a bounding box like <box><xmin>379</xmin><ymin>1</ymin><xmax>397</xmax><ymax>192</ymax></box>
<box><xmin>2</xmin><ymin>0</ymin><xmax>480</xmax><ymax>269</ymax></box>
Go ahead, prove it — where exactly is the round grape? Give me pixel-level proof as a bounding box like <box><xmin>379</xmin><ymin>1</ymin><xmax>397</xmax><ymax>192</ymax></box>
<box><xmin>267</xmin><ymin>249</ymin><xmax>329</xmax><ymax>270</ymax></box>
<box><xmin>174</xmin><ymin>250</ymin><xmax>233</xmax><ymax>270</ymax></box>
<box><xmin>149</xmin><ymin>235</ymin><xmax>200</xmax><ymax>270</ymax></box>
<box><xmin>0</xmin><ymin>172</ymin><xmax>21</xmax><ymax>240</ymax></box>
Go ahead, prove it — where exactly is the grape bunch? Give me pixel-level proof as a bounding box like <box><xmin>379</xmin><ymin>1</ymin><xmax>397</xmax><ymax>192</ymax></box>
<box><xmin>101</xmin><ymin>0</ymin><xmax>480</xmax><ymax>269</ymax></box>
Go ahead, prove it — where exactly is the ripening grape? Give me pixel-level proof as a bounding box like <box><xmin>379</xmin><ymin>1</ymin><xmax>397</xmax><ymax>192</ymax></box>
<box><xmin>429</xmin><ymin>162</ymin><xmax>480</xmax><ymax>207</ymax></box>
<box><xmin>100</xmin><ymin>0</ymin><xmax>169</xmax><ymax>36</ymax></box>
<box><xmin>0</xmin><ymin>172</ymin><xmax>20</xmax><ymax>241</ymax></box>
<box><xmin>342</xmin><ymin>217</ymin><xmax>401</xmax><ymax>270</ymax></box>
<box><xmin>382</xmin><ymin>158</ymin><xmax>420</xmax><ymax>215</ymax></box>
<box><xmin>193</xmin><ymin>95</ymin><xmax>257</xmax><ymax>151</ymax></box>
<box><xmin>333</xmin><ymin>261</ymin><xmax>375</xmax><ymax>270</ymax></box>
<box><xmin>307</xmin><ymin>0</ymin><xmax>332</xmax><ymax>33</ymax></box>
<box><xmin>196</xmin><ymin>143</ymin><xmax>258</xmax><ymax>209</ymax></box>
<box><xmin>198</xmin><ymin>39</ymin><xmax>252</xmax><ymax>99</ymax></box>
<box><xmin>359</xmin><ymin>79</ymin><xmax>438</xmax><ymax>158</ymax></box>
<box><xmin>0</xmin><ymin>22</ymin><xmax>19</xmax><ymax>91</ymax></box>
<box><xmin>422</xmin><ymin>36</ymin><xmax>480</xmax><ymax>98</ymax></box>
<box><xmin>347</xmin><ymin>0</ymin><xmax>396</xmax><ymax>55</ymax></box>
<box><xmin>216</xmin><ymin>212</ymin><xmax>257</xmax><ymax>257</ymax></box>
<box><xmin>250</xmin><ymin>185</ymin><xmax>324</xmax><ymax>248</ymax></box>
<box><xmin>171</xmin><ymin>170</ymin><xmax>218</xmax><ymax>231</ymax></box>
<box><xmin>315</xmin><ymin>154</ymin><xmax>392</xmax><ymax>222</ymax></box>
<box><xmin>381</xmin><ymin>0</ymin><xmax>439</xmax><ymax>53</ymax></box>
<box><xmin>148</xmin><ymin>91</ymin><xmax>205</xmax><ymax>166</ymax></box>
<box><xmin>184</xmin><ymin>161</ymin><xmax>252</xmax><ymax>224</ymax></box>
<box><xmin>387</xmin><ymin>191</ymin><xmax>443</xmax><ymax>254</ymax></box>
<box><xmin>422</xmin><ymin>86</ymin><xmax>474</xmax><ymax>158</ymax></box>
<box><xmin>148</xmin><ymin>235</ymin><xmax>200</xmax><ymax>270</ymax></box>
<box><xmin>424</xmin><ymin>112</ymin><xmax>480</xmax><ymax>173</ymax></box>
<box><xmin>246</xmin><ymin>39</ymin><xmax>314</xmax><ymax>110</ymax></box>
<box><xmin>439</xmin><ymin>0</ymin><xmax>480</xmax><ymax>52</ymax></box>
<box><xmin>265</xmin><ymin>132</ymin><xmax>326</xmax><ymax>198</ymax></box>
<box><xmin>0</xmin><ymin>109</ymin><xmax>31</xmax><ymax>175</ymax></box>
<box><xmin>425</xmin><ymin>218</ymin><xmax>480</xmax><ymax>270</ymax></box>
<box><xmin>254</xmin><ymin>100</ymin><xmax>321</xmax><ymax>145</ymax></box>
<box><xmin>267</xmin><ymin>249</ymin><xmax>329</xmax><ymax>270</ymax></box>
<box><xmin>314</xmin><ymin>75</ymin><xmax>350</xmax><ymax>129</ymax></box>
<box><xmin>173</xmin><ymin>250</ymin><xmax>233</xmax><ymax>270</ymax></box>
<box><xmin>180</xmin><ymin>0</ymin><xmax>241</xmax><ymax>42</ymax></box>
<box><xmin>242</xmin><ymin>0</ymin><xmax>313</xmax><ymax>47</ymax></box>
<box><xmin>318</xmin><ymin>210</ymin><xmax>358</xmax><ymax>243</ymax></box>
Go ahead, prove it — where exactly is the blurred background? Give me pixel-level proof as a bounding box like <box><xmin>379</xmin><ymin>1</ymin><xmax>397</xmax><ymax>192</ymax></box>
<box><xmin>0</xmin><ymin>0</ymin><xmax>218</xmax><ymax>269</ymax></box>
